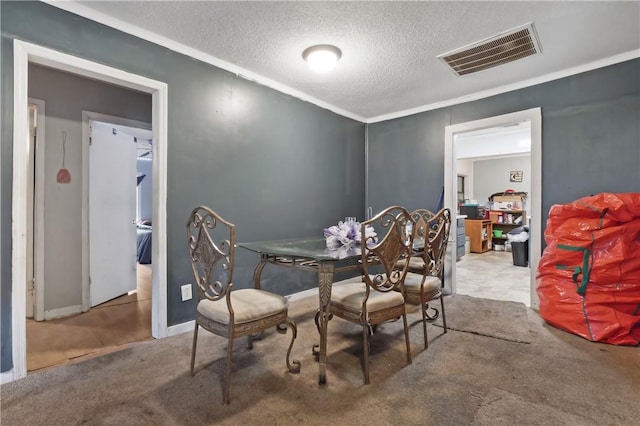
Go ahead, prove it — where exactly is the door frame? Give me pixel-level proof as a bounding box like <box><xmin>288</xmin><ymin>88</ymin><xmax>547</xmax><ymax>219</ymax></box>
<box><xmin>444</xmin><ymin>107</ymin><xmax>542</xmax><ymax>309</ymax></box>
<box><xmin>28</xmin><ymin>98</ymin><xmax>46</xmax><ymax>321</ymax></box>
<box><xmin>12</xmin><ymin>39</ymin><xmax>168</xmax><ymax>381</ymax></box>
<box><xmin>83</xmin><ymin>113</ymin><xmax>152</xmax><ymax>311</ymax></box>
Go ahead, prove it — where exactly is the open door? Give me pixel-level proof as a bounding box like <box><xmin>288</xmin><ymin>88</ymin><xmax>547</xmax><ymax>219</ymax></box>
<box><xmin>89</xmin><ymin>120</ymin><xmax>138</xmax><ymax>307</ymax></box>
<box><xmin>26</xmin><ymin>103</ymin><xmax>37</xmax><ymax>319</ymax></box>
<box><xmin>28</xmin><ymin>98</ymin><xmax>46</xmax><ymax>321</ymax></box>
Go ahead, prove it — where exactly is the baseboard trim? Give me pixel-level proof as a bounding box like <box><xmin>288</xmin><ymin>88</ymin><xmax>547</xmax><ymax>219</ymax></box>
<box><xmin>44</xmin><ymin>305</ymin><xmax>83</xmax><ymax>320</ymax></box>
<box><xmin>285</xmin><ymin>287</ymin><xmax>318</xmax><ymax>302</ymax></box>
<box><xmin>1</xmin><ymin>369</ymin><xmax>15</xmax><ymax>384</ymax></box>
<box><xmin>167</xmin><ymin>320</ymin><xmax>194</xmax><ymax>337</ymax></box>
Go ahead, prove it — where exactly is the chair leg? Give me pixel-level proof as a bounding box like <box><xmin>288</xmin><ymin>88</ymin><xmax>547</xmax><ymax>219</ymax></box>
<box><xmin>312</xmin><ymin>310</ymin><xmax>321</xmax><ymax>360</ymax></box>
<box><xmin>362</xmin><ymin>324</ymin><xmax>370</xmax><ymax>385</ymax></box>
<box><xmin>402</xmin><ymin>313</ymin><xmax>412</xmax><ymax>364</ymax></box>
<box><xmin>223</xmin><ymin>337</ymin><xmax>234</xmax><ymax>405</ymax></box>
<box><xmin>420</xmin><ymin>301</ymin><xmax>429</xmax><ymax>350</ymax></box>
<box><xmin>247</xmin><ymin>330</ymin><xmax>266</xmax><ymax>349</ymax></box>
<box><xmin>440</xmin><ymin>295</ymin><xmax>447</xmax><ymax>334</ymax></box>
<box><xmin>312</xmin><ymin>309</ymin><xmax>333</xmax><ymax>360</ymax></box>
<box><xmin>278</xmin><ymin>320</ymin><xmax>301</xmax><ymax>373</ymax></box>
<box><xmin>190</xmin><ymin>323</ymin><xmax>199</xmax><ymax>376</ymax></box>
<box><xmin>314</xmin><ymin>309</ymin><xmax>321</xmax><ymax>334</ymax></box>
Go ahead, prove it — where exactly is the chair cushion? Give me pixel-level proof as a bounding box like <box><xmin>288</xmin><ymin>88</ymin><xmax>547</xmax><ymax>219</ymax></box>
<box><xmin>403</xmin><ymin>272</ymin><xmax>441</xmax><ymax>294</ymax></box>
<box><xmin>331</xmin><ymin>279</ymin><xmax>405</xmax><ymax>314</ymax></box>
<box><xmin>197</xmin><ymin>288</ymin><xmax>288</xmax><ymax>325</ymax></box>
<box><xmin>397</xmin><ymin>256</ymin><xmax>426</xmax><ymax>272</ymax></box>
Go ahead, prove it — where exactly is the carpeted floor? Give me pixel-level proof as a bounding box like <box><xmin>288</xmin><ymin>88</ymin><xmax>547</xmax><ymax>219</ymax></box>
<box><xmin>431</xmin><ymin>294</ymin><xmax>532</xmax><ymax>343</ymax></box>
<box><xmin>2</xmin><ymin>294</ymin><xmax>638</xmax><ymax>425</ymax></box>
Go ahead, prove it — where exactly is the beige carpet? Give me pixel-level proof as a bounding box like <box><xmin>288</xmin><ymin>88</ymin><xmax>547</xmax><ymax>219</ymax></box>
<box><xmin>2</xmin><ymin>294</ymin><xmax>639</xmax><ymax>425</ymax></box>
<box><xmin>431</xmin><ymin>294</ymin><xmax>532</xmax><ymax>343</ymax></box>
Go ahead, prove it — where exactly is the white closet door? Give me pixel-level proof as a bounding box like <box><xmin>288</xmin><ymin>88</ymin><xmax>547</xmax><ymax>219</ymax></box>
<box><xmin>89</xmin><ymin>121</ymin><xmax>137</xmax><ymax>307</ymax></box>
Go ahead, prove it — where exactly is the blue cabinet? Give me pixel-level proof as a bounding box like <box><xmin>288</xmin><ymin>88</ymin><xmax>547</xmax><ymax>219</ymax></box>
<box><xmin>456</xmin><ymin>217</ymin><xmax>466</xmax><ymax>261</ymax></box>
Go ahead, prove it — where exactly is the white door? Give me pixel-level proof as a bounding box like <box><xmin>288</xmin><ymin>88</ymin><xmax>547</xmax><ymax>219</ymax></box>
<box><xmin>28</xmin><ymin>98</ymin><xmax>46</xmax><ymax>321</ymax></box>
<box><xmin>89</xmin><ymin>120</ymin><xmax>138</xmax><ymax>306</ymax></box>
<box><xmin>26</xmin><ymin>104</ymin><xmax>37</xmax><ymax>318</ymax></box>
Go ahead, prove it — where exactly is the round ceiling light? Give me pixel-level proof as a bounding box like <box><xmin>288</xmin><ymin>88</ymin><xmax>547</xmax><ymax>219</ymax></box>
<box><xmin>302</xmin><ymin>44</ymin><xmax>342</xmax><ymax>73</ymax></box>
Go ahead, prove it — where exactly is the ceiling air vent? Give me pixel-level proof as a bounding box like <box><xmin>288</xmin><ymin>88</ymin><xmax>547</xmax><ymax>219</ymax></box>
<box><xmin>438</xmin><ymin>22</ymin><xmax>541</xmax><ymax>76</ymax></box>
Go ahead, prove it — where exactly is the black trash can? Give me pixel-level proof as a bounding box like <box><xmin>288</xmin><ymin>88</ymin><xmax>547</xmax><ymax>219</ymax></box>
<box><xmin>511</xmin><ymin>241</ymin><xmax>529</xmax><ymax>267</ymax></box>
<box><xmin>508</xmin><ymin>226</ymin><xmax>529</xmax><ymax>267</ymax></box>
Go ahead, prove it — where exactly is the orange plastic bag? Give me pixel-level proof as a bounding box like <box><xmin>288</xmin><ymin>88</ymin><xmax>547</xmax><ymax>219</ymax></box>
<box><xmin>536</xmin><ymin>193</ymin><xmax>640</xmax><ymax>345</ymax></box>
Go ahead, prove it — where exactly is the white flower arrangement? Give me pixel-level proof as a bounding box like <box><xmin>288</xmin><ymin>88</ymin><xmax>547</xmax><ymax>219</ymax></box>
<box><xmin>323</xmin><ymin>219</ymin><xmax>377</xmax><ymax>249</ymax></box>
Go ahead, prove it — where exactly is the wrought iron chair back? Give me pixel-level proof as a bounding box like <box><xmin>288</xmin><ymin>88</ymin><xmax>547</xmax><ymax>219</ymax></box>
<box><xmin>424</xmin><ymin>208</ymin><xmax>452</xmax><ymax>280</ymax></box>
<box><xmin>187</xmin><ymin>206</ymin><xmax>235</xmax><ymax>302</ymax></box>
<box><xmin>360</xmin><ymin>206</ymin><xmax>416</xmax><ymax>294</ymax></box>
<box><xmin>410</xmin><ymin>208</ymin><xmax>435</xmax><ymax>242</ymax></box>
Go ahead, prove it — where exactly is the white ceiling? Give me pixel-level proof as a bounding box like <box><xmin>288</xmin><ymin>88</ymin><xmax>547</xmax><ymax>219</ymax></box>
<box><xmin>53</xmin><ymin>1</ymin><xmax>640</xmax><ymax>123</ymax></box>
<box><xmin>456</xmin><ymin>122</ymin><xmax>531</xmax><ymax>160</ymax></box>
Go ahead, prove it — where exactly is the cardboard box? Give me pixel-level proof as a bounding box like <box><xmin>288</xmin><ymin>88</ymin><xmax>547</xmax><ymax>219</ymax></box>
<box><xmin>489</xmin><ymin>211</ymin><xmax>503</xmax><ymax>223</ymax></box>
<box><xmin>493</xmin><ymin>201</ymin><xmax>524</xmax><ymax>210</ymax></box>
<box><xmin>492</xmin><ymin>195</ymin><xmax>526</xmax><ymax>203</ymax></box>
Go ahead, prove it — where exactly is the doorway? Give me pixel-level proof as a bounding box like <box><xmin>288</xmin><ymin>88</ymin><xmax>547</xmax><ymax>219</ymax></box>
<box><xmin>454</xmin><ymin>122</ymin><xmax>532</xmax><ymax>306</ymax></box>
<box><xmin>11</xmin><ymin>40</ymin><xmax>168</xmax><ymax>381</ymax></box>
<box><xmin>444</xmin><ymin>108</ymin><xmax>542</xmax><ymax>310</ymax></box>
<box><xmin>29</xmin><ymin>112</ymin><xmax>154</xmax><ymax>370</ymax></box>
<box><xmin>26</xmin><ymin>98</ymin><xmax>45</xmax><ymax>321</ymax></box>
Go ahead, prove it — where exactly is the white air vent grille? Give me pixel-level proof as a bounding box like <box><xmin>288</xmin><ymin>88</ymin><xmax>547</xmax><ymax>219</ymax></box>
<box><xmin>438</xmin><ymin>23</ymin><xmax>541</xmax><ymax>76</ymax></box>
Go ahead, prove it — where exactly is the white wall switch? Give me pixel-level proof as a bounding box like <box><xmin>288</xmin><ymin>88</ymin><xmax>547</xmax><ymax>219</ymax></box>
<box><xmin>181</xmin><ymin>284</ymin><xmax>192</xmax><ymax>301</ymax></box>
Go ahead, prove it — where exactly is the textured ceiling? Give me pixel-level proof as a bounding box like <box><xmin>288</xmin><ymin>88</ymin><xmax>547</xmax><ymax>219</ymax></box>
<box><xmin>57</xmin><ymin>1</ymin><xmax>640</xmax><ymax>122</ymax></box>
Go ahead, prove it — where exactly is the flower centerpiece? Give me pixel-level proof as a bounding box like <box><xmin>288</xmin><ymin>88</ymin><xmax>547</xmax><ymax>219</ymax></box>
<box><xmin>323</xmin><ymin>219</ymin><xmax>377</xmax><ymax>249</ymax></box>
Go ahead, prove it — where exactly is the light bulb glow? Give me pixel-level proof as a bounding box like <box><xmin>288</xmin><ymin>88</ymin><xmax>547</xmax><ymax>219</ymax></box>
<box><xmin>302</xmin><ymin>45</ymin><xmax>342</xmax><ymax>73</ymax></box>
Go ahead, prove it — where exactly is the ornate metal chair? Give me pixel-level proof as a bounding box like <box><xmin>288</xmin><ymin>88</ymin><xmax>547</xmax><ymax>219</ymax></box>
<box><xmin>400</xmin><ymin>208</ymin><xmax>452</xmax><ymax>348</ymax></box>
<box><xmin>397</xmin><ymin>208</ymin><xmax>436</xmax><ymax>269</ymax></box>
<box><xmin>327</xmin><ymin>205</ymin><xmax>415</xmax><ymax>384</ymax></box>
<box><xmin>186</xmin><ymin>206</ymin><xmax>300</xmax><ymax>404</ymax></box>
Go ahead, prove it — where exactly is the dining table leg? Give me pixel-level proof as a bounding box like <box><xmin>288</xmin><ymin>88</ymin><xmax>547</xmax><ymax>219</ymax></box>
<box><xmin>317</xmin><ymin>261</ymin><xmax>334</xmax><ymax>384</ymax></box>
<box><xmin>251</xmin><ymin>254</ymin><xmax>268</xmax><ymax>289</ymax></box>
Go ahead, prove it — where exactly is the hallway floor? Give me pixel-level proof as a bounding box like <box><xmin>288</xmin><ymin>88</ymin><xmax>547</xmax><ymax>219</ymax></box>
<box><xmin>455</xmin><ymin>250</ymin><xmax>531</xmax><ymax>306</ymax></box>
<box><xmin>26</xmin><ymin>264</ymin><xmax>152</xmax><ymax>372</ymax></box>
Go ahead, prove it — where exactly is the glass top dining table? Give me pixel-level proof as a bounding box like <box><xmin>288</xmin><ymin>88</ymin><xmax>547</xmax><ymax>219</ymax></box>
<box><xmin>238</xmin><ymin>237</ymin><xmax>364</xmax><ymax>384</ymax></box>
<box><xmin>238</xmin><ymin>237</ymin><xmax>362</xmax><ymax>261</ymax></box>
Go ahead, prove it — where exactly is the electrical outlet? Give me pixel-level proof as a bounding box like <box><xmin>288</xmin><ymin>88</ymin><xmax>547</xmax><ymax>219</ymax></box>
<box><xmin>181</xmin><ymin>284</ymin><xmax>192</xmax><ymax>301</ymax></box>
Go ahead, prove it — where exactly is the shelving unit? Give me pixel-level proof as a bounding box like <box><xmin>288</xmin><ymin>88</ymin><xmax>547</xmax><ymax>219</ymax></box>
<box><xmin>465</xmin><ymin>219</ymin><xmax>492</xmax><ymax>253</ymax></box>
<box><xmin>490</xmin><ymin>210</ymin><xmax>527</xmax><ymax>250</ymax></box>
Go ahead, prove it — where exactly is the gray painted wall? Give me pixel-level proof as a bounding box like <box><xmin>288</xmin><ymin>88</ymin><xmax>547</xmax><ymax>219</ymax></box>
<box><xmin>367</xmin><ymin>108</ymin><xmax>450</xmax><ymax>214</ymax></box>
<box><xmin>1</xmin><ymin>2</ymin><xmax>365</xmax><ymax>372</ymax></box>
<box><xmin>29</xmin><ymin>65</ymin><xmax>152</xmax><ymax>314</ymax></box>
<box><xmin>368</xmin><ymin>58</ymin><xmax>640</xmax><ymax>233</ymax></box>
<box><xmin>473</xmin><ymin>156</ymin><xmax>531</xmax><ymax>208</ymax></box>
<box><xmin>1</xmin><ymin>34</ymin><xmax>10</xmax><ymax>372</ymax></box>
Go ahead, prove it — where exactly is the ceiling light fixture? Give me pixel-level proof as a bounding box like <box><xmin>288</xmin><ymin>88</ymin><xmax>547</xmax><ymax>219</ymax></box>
<box><xmin>302</xmin><ymin>44</ymin><xmax>342</xmax><ymax>73</ymax></box>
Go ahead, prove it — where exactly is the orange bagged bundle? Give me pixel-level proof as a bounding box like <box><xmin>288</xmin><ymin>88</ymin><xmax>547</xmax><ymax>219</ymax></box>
<box><xmin>536</xmin><ymin>192</ymin><xmax>640</xmax><ymax>345</ymax></box>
